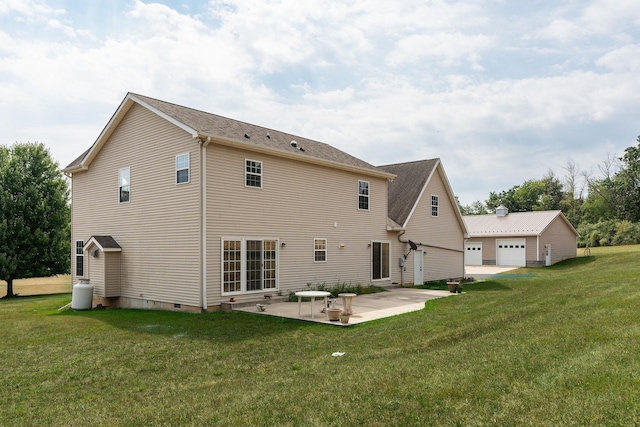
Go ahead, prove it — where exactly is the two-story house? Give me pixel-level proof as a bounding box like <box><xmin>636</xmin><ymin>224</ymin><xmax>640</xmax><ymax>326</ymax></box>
<box><xmin>64</xmin><ymin>93</ymin><xmax>467</xmax><ymax>311</ymax></box>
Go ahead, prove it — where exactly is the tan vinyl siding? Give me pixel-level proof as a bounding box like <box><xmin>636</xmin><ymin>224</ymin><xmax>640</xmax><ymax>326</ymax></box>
<box><xmin>425</xmin><ymin>248</ymin><xmax>463</xmax><ymax>281</ymax></box>
<box><xmin>525</xmin><ymin>237</ymin><xmax>538</xmax><ymax>262</ymax></box>
<box><xmin>540</xmin><ymin>218</ymin><xmax>578</xmax><ymax>264</ymax></box>
<box><xmin>104</xmin><ymin>252</ymin><xmax>121</xmax><ymax>297</ymax></box>
<box><xmin>392</xmin><ymin>166</ymin><xmax>465</xmax><ymax>283</ymax></box>
<box><xmin>71</xmin><ymin>103</ymin><xmax>201</xmax><ymax>306</ymax></box>
<box><xmin>205</xmin><ymin>144</ymin><xmax>390</xmax><ymax>303</ymax></box>
<box><xmin>87</xmin><ymin>252</ymin><xmax>104</xmax><ymax>297</ymax></box>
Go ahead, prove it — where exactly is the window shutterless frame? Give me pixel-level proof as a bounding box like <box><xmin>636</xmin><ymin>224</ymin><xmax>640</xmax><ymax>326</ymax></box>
<box><xmin>176</xmin><ymin>153</ymin><xmax>190</xmax><ymax>184</ymax></box>
<box><xmin>431</xmin><ymin>195</ymin><xmax>439</xmax><ymax>217</ymax></box>
<box><xmin>119</xmin><ymin>167</ymin><xmax>130</xmax><ymax>203</ymax></box>
<box><xmin>245</xmin><ymin>159</ymin><xmax>262</xmax><ymax>188</ymax></box>
<box><xmin>358</xmin><ymin>180</ymin><xmax>369</xmax><ymax>210</ymax></box>
<box><xmin>314</xmin><ymin>238</ymin><xmax>327</xmax><ymax>262</ymax></box>
<box><xmin>75</xmin><ymin>240</ymin><xmax>84</xmax><ymax>277</ymax></box>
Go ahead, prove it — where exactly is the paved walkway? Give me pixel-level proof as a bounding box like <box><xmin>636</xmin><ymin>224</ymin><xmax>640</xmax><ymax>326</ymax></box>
<box><xmin>234</xmin><ymin>287</ymin><xmax>457</xmax><ymax>326</ymax></box>
<box><xmin>465</xmin><ymin>265</ymin><xmax>519</xmax><ymax>278</ymax></box>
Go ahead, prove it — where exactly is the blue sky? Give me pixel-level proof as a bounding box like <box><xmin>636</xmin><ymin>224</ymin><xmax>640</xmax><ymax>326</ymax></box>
<box><xmin>1</xmin><ymin>0</ymin><xmax>639</xmax><ymax>205</ymax></box>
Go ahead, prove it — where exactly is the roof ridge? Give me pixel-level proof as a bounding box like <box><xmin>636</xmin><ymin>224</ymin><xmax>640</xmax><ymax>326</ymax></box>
<box><xmin>379</xmin><ymin>158</ymin><xmax>439</xmax><ymax>168</ymax></box>
<box><xmin>130</xmin><ymin>92</ymin><xmax>338</xmax><ymax>150</ymax></box>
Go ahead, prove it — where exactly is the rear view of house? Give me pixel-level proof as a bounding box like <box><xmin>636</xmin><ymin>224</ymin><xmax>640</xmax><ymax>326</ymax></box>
<box><xmin>380</xmin><ymin>159</ymin><xmax>468</xmax><ymax>284</ymax></box>
<box><xmin>463</xmin><ymin>206</ymin><xmax>578</xmax><ymax>267</ymax></box>
<box><xmin>65</xmin><ymin>93</ymin><xmax>467</xmax><ymax>312</ymax></box>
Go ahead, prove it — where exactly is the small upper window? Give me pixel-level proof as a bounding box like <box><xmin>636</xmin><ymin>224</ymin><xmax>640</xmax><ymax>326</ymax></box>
<box><xmin>314</xmin><ymin>239</ymin><xmax>327</xmax><ymax>262</ymax></box>
<box><xmin>431</xmin><ymin>195</ymin><xmax>439</xmax><ymax>217</ymax></box>
<box><xmin>358</xmin><ymin>180</ymin><xmax>369</xmax><ymax>210</ymax></box>
<box><xmin>176</xmin><ymin>153</ymin><xmax>190</xmax><ymax>184</ymax></box>
<box><xmin>246</xmin><ymin>159</ymin><xmax>262</xmax><ymax>188</ymax></box>
<box><xmin>119</xmin><ymin>167</ymin><xmax>130</xmax><ymax>203</ymax></box>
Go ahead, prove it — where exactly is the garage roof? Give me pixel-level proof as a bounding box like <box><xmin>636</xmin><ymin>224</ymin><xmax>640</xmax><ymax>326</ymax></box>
<box><xmin>463</xmin><ymin>210</ymin><xmax>578</xmax><ymax>237</ymax></box>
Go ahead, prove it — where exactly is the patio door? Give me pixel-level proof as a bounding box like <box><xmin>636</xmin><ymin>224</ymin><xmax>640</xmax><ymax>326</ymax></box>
<box><xmin>246</xmin><ymin>240</ymin><xmax>277</xmax><ymax>292</ymax></box>
<box><xmin>223</xmin><ymin>238</ymin><xmax>277</xmax><ymax>294</ymax></box>
<box><xmin>413</xmin><ymin>250</ymin><xmax>424</xmax><ymax>285</ymax></box>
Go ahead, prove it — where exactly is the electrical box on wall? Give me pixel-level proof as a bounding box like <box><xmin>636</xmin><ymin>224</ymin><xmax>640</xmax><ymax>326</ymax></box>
<box><xmin>399</xmin><ymin>257</ymin><xmax>404</xmax><ymax>267</ymax></box>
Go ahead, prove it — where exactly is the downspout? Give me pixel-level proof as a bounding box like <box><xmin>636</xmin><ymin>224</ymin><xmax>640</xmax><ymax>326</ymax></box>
<box><xmin>398</xmin><ymin>230</ymin><xmax>407</xmax><ymax>286</ymax></box>
<box><xmin>199</xmin><ymin>136</ymin><xmax>210</xmax><ymax>311</ymax></box>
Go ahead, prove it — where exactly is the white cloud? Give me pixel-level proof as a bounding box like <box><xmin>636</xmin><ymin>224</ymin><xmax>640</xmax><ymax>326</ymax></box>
<box><xmin>386</xmin><ymin>32</ymin><xmax>492</xmax><ymax>68</ymax></box>
<box><xmin>533</xmin><ymin>0</ymin><xmax>640</xmax><ymax>43</ymax></box>
<box><xmin>0</xmin><ymin>0</ymin><xmax>639</xmax><ymax>205</ymax></box>
<box><xmin>0</xmin><ymin>0</ymin><xmax>63</xmax><ymax>17</ymax></box>
<box><xmin>596</xmin><ymin>44</ymin><xmax>640</xmax><ymax>72</ymax></box>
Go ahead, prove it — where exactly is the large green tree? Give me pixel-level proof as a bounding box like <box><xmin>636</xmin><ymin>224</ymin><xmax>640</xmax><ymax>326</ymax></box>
<box><xmin>615</xmin><ymin>136</ymin><xmax>640</xmax><ymax>221</ymax></box>
<box><xmin>0</xmin><ymin>142</ymin><xmax>70</xmax><ymax>298</ymax></box>
<box><xmin>486</xmin><ymin>172</ymin><xmax>565</xmax><ymax>213</ymax></box>
<box><xmin>582</xmin><ymin>136</ymin><xmax>640</xmax><ymax>223</ymax></box>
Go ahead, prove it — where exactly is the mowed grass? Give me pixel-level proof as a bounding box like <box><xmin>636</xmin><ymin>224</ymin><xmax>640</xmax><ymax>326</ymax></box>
<box><xmin>2</xmin><ymin>246</ymin><xmax>640</xmax><ymax>426</ymax></box>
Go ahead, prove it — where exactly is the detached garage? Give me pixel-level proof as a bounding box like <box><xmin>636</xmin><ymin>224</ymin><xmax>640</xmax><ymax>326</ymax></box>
<box><xmin>463</xmin><ymin>206</ymin><xmax>578</xmax><ymax>267</ymax></box>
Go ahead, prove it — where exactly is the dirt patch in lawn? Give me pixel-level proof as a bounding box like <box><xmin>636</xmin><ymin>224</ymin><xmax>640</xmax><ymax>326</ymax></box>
<box><xmin>0</xmin><ymin>275</ymin><xmax>72</xmax><ymax>297</ymax></box>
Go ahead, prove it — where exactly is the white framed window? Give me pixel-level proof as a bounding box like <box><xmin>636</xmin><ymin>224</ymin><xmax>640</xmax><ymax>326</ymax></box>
<box><xmin>176</xmin><ymin>153</ymin><xmax>190</xmax><ymax>184</ymax></box>
<box><xmin>358</xmin><ymin>180</ymin><xmax>369</xmax><ymax>210</ymax></box>
<box><xmin>75</xmin><ymin>240</ymin><xmax>84</xmax><ymax>277</ymax></box>
<box><xmin>119</xmin><ymin>167</ymin><xmax>130</xmax><ymax>203</ymax></box>
<box><xmin>371</xmin><ymin>241</ymin><xmax>390</xmax><ymax>280</ymax></box>
<box><xmin>222</xmin><ymin>238</ymin><xmax>278</xmax><ymax>294</ymax></box>
<box><xmin>223</xmin><ymin>240</ymin><xmax>242</xmax><ymax>293</ymax></box>
<box><xmin>431</xmin><ymin>195</ymin><xmax>439</xmax><ymax>217</ymax></box>
<box><xmin>245</xmin><ymin>159</ymin><xmax>262</xmax><ymax>188</ymax></box>
<box><xmin>314</xmin><ymin>238</ymin><xmax>327</xmax><ymax>262</ymax></box>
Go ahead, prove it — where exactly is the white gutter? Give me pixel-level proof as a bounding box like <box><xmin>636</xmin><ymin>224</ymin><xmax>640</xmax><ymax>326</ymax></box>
<box><xmin>201</xmin><ymin>134</ymin><xmax>395</xmax><ymax>180</ymax></box>
<box><xmin>200</xmin><ymin>137</ymin><xmax>210</xmax><ymax>310</ymax></box>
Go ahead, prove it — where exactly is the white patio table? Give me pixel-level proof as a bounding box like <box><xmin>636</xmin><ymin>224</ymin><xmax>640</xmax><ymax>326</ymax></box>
<box><xmin>295</xmin><ymin>291</ymin><xmax>331</xmax><ymax>320</ymax></box>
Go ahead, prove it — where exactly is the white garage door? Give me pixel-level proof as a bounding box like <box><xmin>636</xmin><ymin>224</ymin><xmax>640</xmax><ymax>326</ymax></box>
<box><xmin>496</xmin><ymin>239</ymin><xmax>526</xmax><ymax>266</ymax></box>
<box><xmin>465</xmin><ymin>242</ymin><xmax>483</xmax><ymax>265</ymax></box>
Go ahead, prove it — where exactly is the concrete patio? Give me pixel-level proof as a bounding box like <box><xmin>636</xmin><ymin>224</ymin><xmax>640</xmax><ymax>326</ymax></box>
<box><xmin>233</xmin><ymin>287</ymin><xmax>458</xmax><ymax>326</ymax></box>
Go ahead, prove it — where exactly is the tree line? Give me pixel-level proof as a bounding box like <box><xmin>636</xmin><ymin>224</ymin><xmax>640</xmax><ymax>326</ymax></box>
<box><xmin>459</xmin><ymin>136</ymin><xmax>640</xmax><ymax>248</ymax></box>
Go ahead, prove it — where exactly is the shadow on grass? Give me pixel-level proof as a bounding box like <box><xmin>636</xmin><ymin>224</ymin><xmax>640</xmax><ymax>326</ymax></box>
<box><xmin>548</xmin><ymin>255</ymin><xmax>596</xmax><ymax>270</ymax></box>
<box><xmin>60</xmin><ymin>306</ymin><xmax>308</xmax><ymax>344</ymax></box>
<box><xmin>463</xmin><ymin>280</ymin><xmax>512</xmax><ymax>292</ymax></box>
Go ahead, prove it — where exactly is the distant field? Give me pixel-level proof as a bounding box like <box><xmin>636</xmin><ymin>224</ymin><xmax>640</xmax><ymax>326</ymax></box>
<box><xmin>0</xmin><ymin>275</ymin><xmax>71</xmax><ymax>296</ymax></box>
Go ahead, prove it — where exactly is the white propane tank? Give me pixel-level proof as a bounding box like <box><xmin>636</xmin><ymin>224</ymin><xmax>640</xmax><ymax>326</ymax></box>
<box><xmin>71</xmin><ymin>279</ymin><xmax>94</xmax><ymax>310</ymax></box>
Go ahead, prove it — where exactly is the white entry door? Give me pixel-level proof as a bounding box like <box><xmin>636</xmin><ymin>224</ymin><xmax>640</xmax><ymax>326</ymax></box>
<box><xmin>545</xmin><ymin>244</ymin><xmax>552</xmax><ymax>266</ymax></box>
<box><xmin>413</xmin><ymin>250</ymin><xmax>424</xmax><ymax>285</ymax></box>
<box><xmin>465</xmin><ymin>242</ymin><xmax>483</xmax><ymax>265</ymax></box>
<box><xmin>496</xmin><ymin>239</ymin><xmax>526</xmax><ymax>266</ymax></box>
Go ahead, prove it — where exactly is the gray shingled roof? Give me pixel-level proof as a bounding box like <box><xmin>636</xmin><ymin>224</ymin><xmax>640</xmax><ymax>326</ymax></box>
<box><xmin>378</xmin><ymin>159</ymin><xmax>439</xmax><ymax>227</ymax></box>
<box><xmin>65</xmin><ymin>93</ymin><xmax>386</xmax><ymax>175</ymax></box>
<box><xmin>463</xmin><ymin>210</ymin><xmax>578</xmax><ymax>237</ymax></box>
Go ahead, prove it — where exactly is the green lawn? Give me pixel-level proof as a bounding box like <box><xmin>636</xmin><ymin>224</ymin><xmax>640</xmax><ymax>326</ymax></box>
<box><xmin>2</xmin><ymin>246</ymin><xmax>640</xmax><ymax>426</ymax></box>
